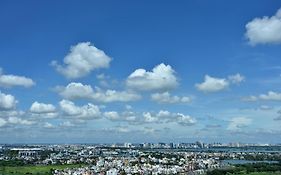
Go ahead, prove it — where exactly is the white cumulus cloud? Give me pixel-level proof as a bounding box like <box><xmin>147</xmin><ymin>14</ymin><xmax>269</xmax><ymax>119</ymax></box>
<box><xmin>0</xmin><ymin>91</ymin><xmax>17</xmax><ymax>110</ymax></box>
<box><xmin>0</xmin><ymin>118</ymin><xmax>7</xmax><ymax>127</ymax></box>
<box><xmin>102</xmin><ymin>109</ymin><xmax>196</xmax><ymax>126</ymax></box>
<box><xmin>243</xmin><ymin>91</ymin><xmax>281</xmax><ymax>102</ymax></box>
<box><xmin>176</xmin><ymin>113</ymin><xmax>197</xmax><ymax>126</ymax></box>
<box><xmin>52</xmin><ymin>42</ymin><xmax>112</xmax><ymax>79</ymax></box>
<box><xmin>142</xmin><ymin>111</ymin><xmax>196</xmax><ymax>125</ymax></box>
<box><xmin>30</xmin><ymin>101</ymin><xmax>56</xmax><ymax>114</ymax></box>
<box><xmin>92</xmin><ymin>88</ymin><xmax>141</xmax><ymax>103</ymax></box>
<box><xmin>104</xmin><ymin>111</ymin><xmax>120</xmax><ymax>120</ymax></box>
<box><xmin>8</xmin><ymin>116</ymin><xmax>34</xmax><ymax>125</ymax></box>
<box><xmin>103</xmin><ymin>111</ymin><xmax>137</xmax><ymax>122</ymax></box>
<box><xmin>57</xmin><ymin>82</ymin><xmax>94</xmax><ymax>99</ymax></box>
<box><xmin>43</xmin><ymin>122</ymin><xmax>55</xmax><ymax>129</ymax></box>
<box><xmin>143</xmin><ymin>112</ymin><xmax>159</xmax><ymax>123</ymax></box>
<box><xmin>259</xmin><ymin>91</ymin><xmax>281</xmax><ymax>101</ymax></box>
<box><xmin>245</xmin><ymin>8</ymin><xmax>281</xmax><ymax>45</ymax></box>
<box><xmin>59</xmin><ymin>99</ymin><xmax>101</xmax><ymax>119</ymax></box>
<box><xmin>0</xmin><ymin>69</ymin><xmax>35</xmax><ymax>88</ymax></box>
<box><xmin>151</xmin><ymin>92</ymin><xmax>191</xmax><ymax>104</ymax></box>
<box><xmin>60</xmin><ymin>121</ymin><xmax>75</xmax><ymax>127</ymax></box>
<box><xmin>126</xmin><ymin>63</ymin><xmax>178</xmax><ymax>91</ymax></box>
<box><xmin>228</xmin><ymin>73</ymin><xmax>245</xmax><ymax>84</ymax></box>
<box><xmin>196</xmin><ymin>75</ymin><xmax>229</xmax><ymax>93</ymax></box>
<box><xmin>196</xmin><ymin>74</ymin><xmax>244</xmax><ymax>93</ymax></box>
<box><xmin>57</xmin><ymin>82</ymin><xmax>141</xmax><ymax>103</ymax></box>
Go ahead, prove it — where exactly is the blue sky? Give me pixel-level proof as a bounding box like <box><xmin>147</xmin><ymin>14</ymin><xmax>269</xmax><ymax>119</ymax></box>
<box><xmin>0</xmin><ymin>0</ymin><xmax>281</xmax><ymax>143</ymax></box>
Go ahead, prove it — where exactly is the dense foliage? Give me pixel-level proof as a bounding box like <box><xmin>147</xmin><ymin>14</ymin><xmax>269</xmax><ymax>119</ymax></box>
<box><xmin>207</xmin><ymin>162</ymin><xmax>281</xmax><ymax>175</ymax></box>
<box><xmin>0</xmin><ymin>160</ymin><xmax>25</xmax><ymax>166</ymax></box>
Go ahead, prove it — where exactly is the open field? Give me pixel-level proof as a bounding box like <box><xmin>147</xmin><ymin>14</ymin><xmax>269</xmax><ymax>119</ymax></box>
<box><xmin>0</xmin><ymin>164</ymin><xmax>84</xmax><ymax>175</ymax></box>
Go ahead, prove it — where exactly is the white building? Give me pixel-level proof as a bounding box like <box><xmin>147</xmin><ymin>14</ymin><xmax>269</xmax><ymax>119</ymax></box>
<box><xmin>106</xmin><ymin>168</ymin><xmax>118</xmax><ymax>175</ymax></box>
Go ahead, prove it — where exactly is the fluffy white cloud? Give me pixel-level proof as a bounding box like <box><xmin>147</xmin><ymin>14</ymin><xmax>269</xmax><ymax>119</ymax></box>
<box><xmin>0</xmin><ymin>118</ymin><xmax>7</xmax><ymax>127</ymax></box>
<box><xmin>43</xmin><ymin>122</ymin><xmax>55</xmax><ymax>129</ymax></box>
<box><xmin>102</xmin><ymin>109</ymin><xmax>197</xmax><ymax>126</ymax></box>
<box><xmin>196</xmin><ymin>74</ymin><xmax>244</xmax><ymax>93</ymax></box>
<box><xmin>60</xmin><ymin>121</ymin><xmax>75</xmax><ymax>127</ymax></box>
<box><xmin>151</xmin><ymin>92</ymin><xmax>191</xmax><ymax>104</ymax></box>
<box><xmin>52</xmin><ymin>42</ymin><xmax>112</xmax><ymax>79</ymax></box>
<box><xmin>57</xmin><ymin>82</ymin><xmax>141</xmax><ymax>103</ymax></box>
<box><xmin>59</xmin><ymin>100</ymin><xmax>81</xmax><ymax>116</ymax></box>
<box><xmin>143</xmin><ymin>112</ymin><xmax>159</xmax><ymax>123</ymax></box>
<box><xmin>245</xmin><ymin>8</ymin><xmax>281</xmax><ymax>45</ymax></box>
<box><xmin>0</xmin><ymin>69</ymin><xmax>35</xmax><ymax>88</ymax></box>
<box><xmin>227</xmin><ymin>117</ymin><xmax>252</xmax><ymax>131</ymax></box>
<box><xmin>30</xmin><ymin>101</ymin><xmax>56</xmax><ymax>114</ymax></box>
<box><xmin>244</xmin><ymin>91</ymin><xmax>281</xmax><ymax>102</ymax></box>
<box><xmin>39</xmin><ymin>113</ymin><xmax>58</xmax><ymax>118</ymax></box>
<box><xmin>8</xmin><ymin>117</ymin><xmax>34</xmax><ymax>125</ymax></box>
<box><xmin>57</xmin><ymin>82</ymin><xmax>94</xmax><ymax>99</ymax></box>
<box><xmin>196</xmin><ymin>75</ymin><xmax>229</xmax><ymax>92</ymax></box>
<box><xmin>103</xmin><ymin>111</ymin><xmax>137</xmax><ymax>123</ymax></box>
<box><xmin>259</xmin><ymin>91</ymin><xmax>281</xmax><ymax>101</ymax></box>
<box><xmin>0</xmin><ymin>110</ymin><xmax>25</xmax><ymax>118</ymax></box>
<box><xmin>59</xmin><ymin>99</ymin><xmax>101</xmax><ymax>119</ymax></box>
<box><xmin>0</xmin><ymin>91</ymin><xmax>17</xmax><ymax>110</ymax></box>
<box><xmin>104</xmin><ymin>111</ymin><xmax>120</xmax><ymax>120</ymax></box>
<box><xmin>176</xmin><ymin>113</ymin><xmax>197</xmax><ymax>126</ymax></box>
<box><xmin>142</xmin><ymin>110</ymin><xmax>196</xmax><ymax>125</ymax></box>
<box><xmin>154</xmin><ymin>111</ymin><xmax>196</xmax><ymax>125</ymax></box>
<box><xmin>92</xmin><ymin>88</ymin><xmax>141</xmax><ymax>103</ymax></box>
<box><xmin>156</xmin><ymin>110</ymin><xmax>171</xmax><ymax>118</ymax></box>
<box><xmin>126</xmin><ymin>63</ymin><xmax>178</xmax><ymax>91</ymax></box>
<box><xmin>130</xmin><ymin>110</ymin><xmax>197</xmax><ymax>125</ymax></box>
<box><xmin>228</xmin><ymin>73</ymin><xmax>245</xmax><ymax>84</ymax></box>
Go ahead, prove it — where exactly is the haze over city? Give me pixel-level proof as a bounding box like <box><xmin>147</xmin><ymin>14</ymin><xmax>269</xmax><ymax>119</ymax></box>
<box><xmin>1</xmin><ymin>0</ymin><xmax>281</xmax><ymax>144</ymax></box>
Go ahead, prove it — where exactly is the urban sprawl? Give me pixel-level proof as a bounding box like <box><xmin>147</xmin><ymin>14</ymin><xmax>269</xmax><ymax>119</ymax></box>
<box><xmin>1</xmin><ymin>142</ymin><xmax>281</xmax><ymax>175</ymax></box>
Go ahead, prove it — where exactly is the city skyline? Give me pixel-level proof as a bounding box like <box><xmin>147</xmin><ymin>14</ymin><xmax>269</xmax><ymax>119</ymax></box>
<box><xmin>1</xmin><ymin>1</ymin><xmax>281</xmax><ymax>143</ymax></box>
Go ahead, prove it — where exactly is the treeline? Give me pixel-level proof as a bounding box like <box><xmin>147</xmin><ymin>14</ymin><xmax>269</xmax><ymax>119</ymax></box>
<box><xmin>243</xmin><ymin>154</ymin><xmax>281</xmax><ymax>161</ymax></box>
<box><xmin>0</xmin><ymin>160</ymin><xmax>25</xmax><ymax>166</ymax></box>
<box><xmin>207</xmin><ymin>162</ymin><xmax>281</xmax><ymax>175</ymax></box>
<box><xmin>218</xmin><ymin>154</ymin><xmax>281</xmax><ymax>161</ymax></box>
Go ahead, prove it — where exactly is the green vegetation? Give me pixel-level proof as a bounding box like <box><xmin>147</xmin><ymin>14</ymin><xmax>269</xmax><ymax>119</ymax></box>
<box><xmin>0</xmin><ymin>164</ymin><xmax>84</xmax><ymax>175</ymax></box>
<box><xmin>4</xmin><ymin>150</ymin><xmax>18</xmax><ymax>157</ymax></box>
<box><xmin>241</xmin><ymin>173</ymin><xmax>281</xmax><ymax>175</ymax></box>
<box><xmin>208</xmin><ymin>169</ymin><xmax>281</xmax><ymax>175</ymax></box>
<box><xmin>207</xmin><ymin>162</ymin><xmax>281</xmax><ymax>175</ymax></box>
<box><xmin>0</xmin><ymin>160</ymin><xmax>25</xmax><ymax>166</ymax></box>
